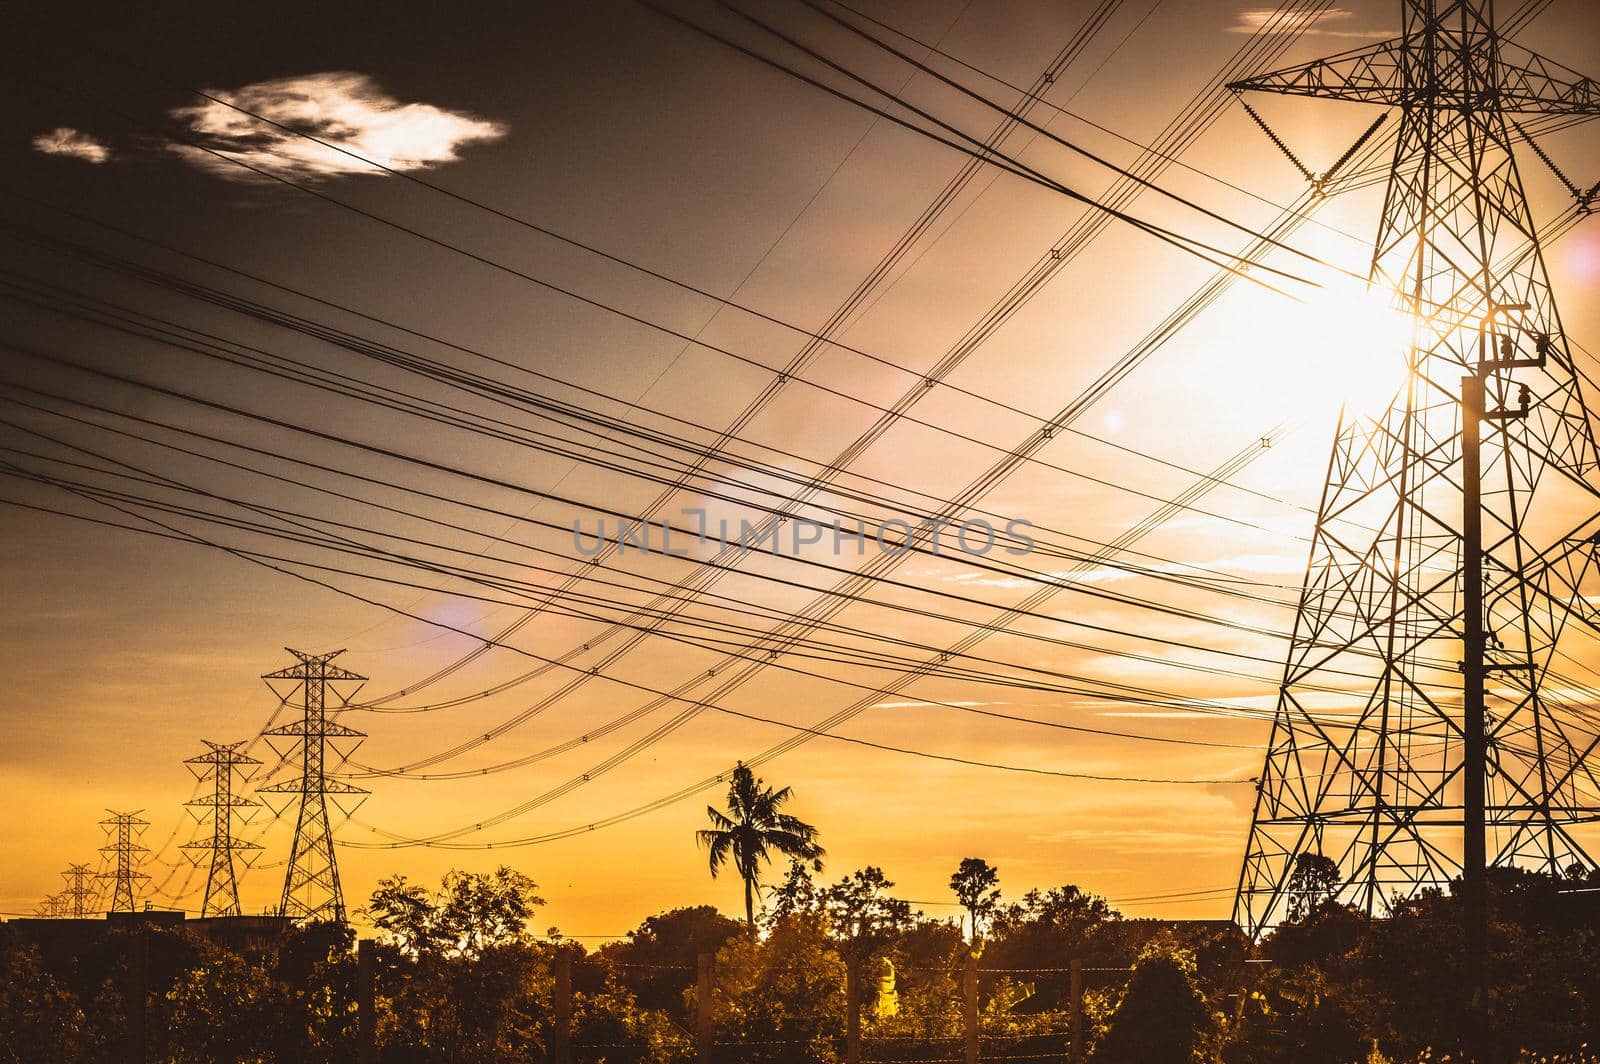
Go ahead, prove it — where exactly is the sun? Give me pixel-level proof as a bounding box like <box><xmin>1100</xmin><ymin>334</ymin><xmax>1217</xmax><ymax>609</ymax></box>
<box><xmin>1239</xmin><ymin>281</ymin><xmax>1418</xmax><ymax>421</ymax></box>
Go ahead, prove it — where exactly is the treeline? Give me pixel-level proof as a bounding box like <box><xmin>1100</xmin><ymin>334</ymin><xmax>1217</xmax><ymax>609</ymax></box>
<box><xmin>3</xmin><ymin>859</ymin><xmax>1600</xmax><ymax>1062</ymax></box>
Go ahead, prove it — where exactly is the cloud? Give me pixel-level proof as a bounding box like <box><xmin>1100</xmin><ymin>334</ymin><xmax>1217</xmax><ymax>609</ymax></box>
<box><xmin>167</xmin><ymin>71</ymin><xmax>507</xmax><ymax>183</ymax></box>
<box><xmin>31</xmin><ymin>127</ymin><xmax>110</xmax><ymax>163</ymax></box>
<box><xmin>1228</xmin><ymin>7</ymin><xmax>1392</xmax><ymax>39</ymax></box>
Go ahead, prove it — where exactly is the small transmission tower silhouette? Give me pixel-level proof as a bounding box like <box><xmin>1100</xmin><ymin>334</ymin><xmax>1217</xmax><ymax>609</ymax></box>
<box><xmin>60</xmin><ymin>862</ymin><xmax>98</xmax><ymax>918</ymax></box>
<box><xmin>97</xmin><ymin>811</ymin><xmax>151</xmax><ymax>913</ymax></box>
<box><xmin>1231</xmin><ymin>0</ymin><xmax>1600</xmax><ymax>1002</ymax></box>
<box><xmin>182</xmin><ymin>740</ymin><xmax>263</xmax><ymax>917</ymax></box>
<box><xmin>35</xmin><ymin>893</ymin><xmax>69</xmax><ymax>918</ymax></box>
<box><xmin>259</xmin><ymin>649</ymin><xmax>367</xmax><ymax>923</ymax></box>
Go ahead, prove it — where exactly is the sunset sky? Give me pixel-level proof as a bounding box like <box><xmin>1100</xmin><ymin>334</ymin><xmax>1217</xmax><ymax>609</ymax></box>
<box><xmin>3</xmin><ymin>0</ymin><xmax>1599</xmax><ymax>938</ymax></box>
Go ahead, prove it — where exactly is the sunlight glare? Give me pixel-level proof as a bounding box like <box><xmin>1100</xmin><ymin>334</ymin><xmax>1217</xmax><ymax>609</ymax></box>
<box><xmin>1288</xmin><ymin>283</ymin><xmax>1416</xmax><ymax>417</ymax></box>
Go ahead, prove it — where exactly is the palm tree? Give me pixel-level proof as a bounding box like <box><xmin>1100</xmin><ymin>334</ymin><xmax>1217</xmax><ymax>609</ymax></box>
<box><xmin>697</xmin><ymin>762</ymin><xmax>824</xmax><ymax>928</ymax></box>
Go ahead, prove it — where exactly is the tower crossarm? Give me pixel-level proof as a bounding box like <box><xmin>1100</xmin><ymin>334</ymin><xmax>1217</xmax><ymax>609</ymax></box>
<box><xmin>1228</xmin><ymin>36</ymin><xmax>1600</xmax><ymax>117</ymax></box>
<box><xmin>1495</xmin><ymin>42</ymin><xmax>1600</xmax><ymax>116</ymax></box>
<box><xmin>1227</xmin><ymin>37</ymin><xmax>1404</xmax><ymax>104</ymax></box>
<box><xmin>258</xmin><ymin>778</ymin><xmax>369</xmax><ymax>796</ymax></box>
<box><xmin>261</xmin><ymin>720</ymin><xmax>367</xmax><ymax>738</ymax></box>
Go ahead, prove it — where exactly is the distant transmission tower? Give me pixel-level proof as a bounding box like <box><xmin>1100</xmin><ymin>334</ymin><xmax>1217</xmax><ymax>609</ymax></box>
<box><xmin>260</xmin><ymin>649</ymin><xmax>368</xmax><ymax>923</ymax></box>
<box><xmin>182</xmin><ymin>740</ymin><xmax>263</xmax><ymax>917</ymax></box>
<box><xmin>35</xmin><ymin>893</ymin><xmax>68</xmax><ymax>918</ymax></box>
<box><xmin>1232</xmin><ymin>0</ymin><xmax>1600</xmax><ymax>998</ymax></box>
<box><xmin>97</xmin><ymin>810</ymin><xmax>151</xmax><ymax>913</ymax></box>
<box><xmin>60</xmin><ymin>862</ymin><xmax>98</xmax><ymax>918</ymax></box>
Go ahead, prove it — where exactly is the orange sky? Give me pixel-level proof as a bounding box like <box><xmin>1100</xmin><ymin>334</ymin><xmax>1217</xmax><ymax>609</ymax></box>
<box><xmin>3</xmin><ymin>0</ymin><xmax>1599</xmax><ymax>938</ymax></box>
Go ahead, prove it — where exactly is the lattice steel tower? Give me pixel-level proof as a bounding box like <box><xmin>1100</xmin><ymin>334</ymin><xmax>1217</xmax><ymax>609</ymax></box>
<box><xmin>34</xmin><ymin>894</ymin><xmax>69</xmax><ymax>918</ymax></box>
<box><xmin>1234</xmin><ymin>0</ymin><xmax>1600</xmax><ymax>940</ymax></box>
<box><xmin>58</xmin><ymin>864</ymin><xmax>97</xmax><ymax>918</ymax></box>
<box><xmin>182</xmin><ymin>740</ymin><xmax>263</xmax><ymax>917</ymax></box>
<box><xmin>260</xmin><ymin>649</ymin><xmax>367</xmax><ymax>922</ymax></box>
<box><xmin>97</xmin><ymin>811</ymin><xmax>151</xmax><ymax>913</ymax></box>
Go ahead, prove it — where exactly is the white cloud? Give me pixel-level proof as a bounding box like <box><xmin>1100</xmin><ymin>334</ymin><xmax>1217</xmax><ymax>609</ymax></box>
<box><xmin>32</xmin><ymin>127</ymin><xmax>110</xmax><ymax>164</ymax></box>
<box><xmin>168</xmin><ymin>71</ymin><xmax>507</xmax><ymax>183</ymax></box>
<box><xmin>1228</xmin><ymin>7</ymin><xmax>1392</xmax><ymax>39</ymax></box>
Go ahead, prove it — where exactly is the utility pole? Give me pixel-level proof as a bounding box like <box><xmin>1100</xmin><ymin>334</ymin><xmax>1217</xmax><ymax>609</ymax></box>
<box><xmin>696</xmin><ymin>953</ymin><xmax>714</xmax><ymax>1064</ymax></box>
<box><xmin>1462</xmin><ymin>305</ymin><xmax>1537</xmax><ymax>1023</ymax></box>
<box><xmin>259</xmin><ymin>648</ymin><xmax>368</xmax><ymax>923</ymax></box>
<box><xmin>1461</xmin><ymin>357</ymin><xmax>1488</xmax><ymax>1021</ymax></box>
<box><xmin>1068</xmin><ymin>958</ymin><xmax>1083</xmax><ymax>1064</ymax></box>
<box><xmin>358</xmin><ymin>938</ymin><xmax>377</xmax><ymax>1064</ymax></box>
<box><xmin>963</xmin><ymin>952</ymin><xmax>979</xmax><ymax>1064</ymax></box>
<box><xmin>182</xmin><ymin>740</ymin><xmax>263</xmax><ymax>917</ymax></box>
<box><xmin>97</xmin><ymin>811</ymin><xmax>151</xmax><ymax>913</ymax></box>
<box><xmin>553</xmin><ymin>949</ymin><xmax>573</xmax><ymax>1064</ymax></box>
<box><xmin>845</xmin><ymin>961</ymin><xmax>861</xmax><ymax>1064</ymax></box>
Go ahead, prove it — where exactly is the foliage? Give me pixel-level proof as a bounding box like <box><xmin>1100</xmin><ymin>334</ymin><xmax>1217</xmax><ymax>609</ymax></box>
<box><xmin>363</xmin><ymin>869</ymin><xmax>549</xmax><ymax>1061</ymax></box>
<box><xmin>710</xmin><ymin>911</ymin><xmax>847</xmax><ymax>1063</ymax></box>
<box><xmin>1222</xmin><ymin>965</ymin><xmax>1367</xmax><ymax>1064</ymax></box>
<box><xmin>4</xmin><ymin>862</ymin><xmax>1600</xmax><ymax>1061</ymax></box>
<box><xmin>697</xmin><ymin>763</ymin><xmax>824</xmax><ymax>928</ymax></box>
<box><xmin>823</xmin><ymin>867</ymin><xmax>914</xmax><ymax>965</ymax></box>
<box><xmin>364</xmin><ymin>866</ymin><xmax>544</xmax><ymax>958</ymax></box>
<box><xmin>1285</xmin><ymin>853</ymin><xmax>1342</xmax><ymax>924</ymax></box>
<box><xmin>0</xmin><ymin>944</ymin><xmax>85</xmax><ymax>1063</ymax></box>
<box><xmin>1094</xmin><ymin>941</ymin><xmax>1216</xmax><ymax>1063</ymax></box>
<box><xmin>164</xmin><ymin>945</ymin><xmax>285</xmax><ymax>1063</ymax></box>
<box><xmin>598</xmin><ymin>905</ymin><xmax>743</xmax><ymax>1015</ymax></box>
<box><xmin>949</xmin><ymin>857</ymin><xmax>1001</xmax><ymax>940</ymax></box>
<box><xmin>767</xmin><ymin>859</ymin><xmax>824</xmax><ymax>923</ymax></box>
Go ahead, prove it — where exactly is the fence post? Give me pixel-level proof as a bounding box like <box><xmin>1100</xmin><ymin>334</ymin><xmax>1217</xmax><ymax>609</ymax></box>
<box><xmin>553</xmin><ymin>948</ymin><xmax>572</xmax><ymax>1064</ymax></box>
<box><xmin>1068</xmin><ymin>958</ymin><xmax>1083</xmax><ymax>1064</ymax></box>
<box><xmin>358</xmin><ymin>938</ymin><xmax>376</xmax><ymax>1064</ymax></box>
<box><xmin>964</xmin><ymin>952</ymin><xmax>979</xmax><ymax>1064</ymax></box>
<box><xmin>697</xmin><ymin>952</ymin><xmax>714</xmax><ymax>1064</ymax></box>
<box><xmin>846</xmin><ymin>960</ymin><xmax>861</xmax><ymax>1063</ymax></box>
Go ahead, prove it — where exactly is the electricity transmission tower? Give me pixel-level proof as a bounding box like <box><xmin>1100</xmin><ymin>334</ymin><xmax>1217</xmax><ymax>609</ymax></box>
<box><xmin>35</xmin><ymin>893</ymin><xmax>69</xmax><ymax>918</ymax></box>
<box><xmin>182</xmin><ymin>740</ymin><xmax>263</xmax><ymax>917</ymax></box>
<box><xmin>260</xmin><ymin>649</ymin><xmax>367</xmax><ymax>923</ymax></box>
<box><xmin>1233</xmin><ymin>0</ymin><xmax>1600</xmax><ymax>991</ymax></box>
<box><xmin>97</xmin><ymin>811</ymin><xmax>151</xmax><ymax>913</ymax></box>
<box><xmin>60</xmin><ymin>862</ymin><xmax>99</xmax><ymax>918</ymax></box>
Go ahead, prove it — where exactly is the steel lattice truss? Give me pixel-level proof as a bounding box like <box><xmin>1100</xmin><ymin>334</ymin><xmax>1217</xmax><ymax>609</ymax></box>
<box><xmin>260</xmin><ymin>648</ymin><xmax>367</xmax><ymax>923</ymax></box>
<box><xmin>182</xmin><ymin>740</ymin><xmax>263</xmax><ymax>918</ymax></box>
<box><xmin>1233</xmin><ymin>0</ymin><xmax>1600</xmax><ymax>935</ymax></box>
<box><xmin>97</xmin><ymin>810</ymin><xmax>150</xmax><ymax>913</ymax></box>
<box><xmin>60</xmin><ymin>862</ymin><xmax>98</xmax><ymax>919</ymax></box>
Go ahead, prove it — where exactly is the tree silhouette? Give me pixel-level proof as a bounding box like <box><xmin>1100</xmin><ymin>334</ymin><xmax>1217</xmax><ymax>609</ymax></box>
<box><xmin>697</xmin><ymin>763</ymin><xmax>824</xmax><ymax>928</ymax></box>
<box><xmin>1285</xmin><ymin>852</ymin><xmax>1341</xmax><ymax>924</ymax></box>
<box><xmin>949</xmin><ymin>857</ymin><xmax>1000</xmax><ymax>940</ymax></box>
<box><xmin>1096</xmin><ymin>944</ymin><xmax>1214</xmax><ymax>1063</ymax></box>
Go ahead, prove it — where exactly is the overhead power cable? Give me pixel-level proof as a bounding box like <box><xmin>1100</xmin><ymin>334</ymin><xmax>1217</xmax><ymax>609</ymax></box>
<box><xmin>730</xmin><ymin>0</ymin><xmax>1367</xmax><ymax>282</ymax></box>
<box><xmin>633</xmin><ymin>0</ymin><xmax>1324</xmax><ymax>295</ymax></box>
<box><xmin>0</xmin><ymin>460</ymin><xmax>1250</xmax><ymax>789</ymax></box>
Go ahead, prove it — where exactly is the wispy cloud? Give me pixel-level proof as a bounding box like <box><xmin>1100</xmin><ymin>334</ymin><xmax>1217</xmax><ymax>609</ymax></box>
<box><xmin>31</xmin><ymin>127</ymin><xmax>110</xmax><ymax>163</ymax></box>
<box><xmin>1228</xmin><ymin>7</ymin><xmax>1392</xmax><ymax>40</ymax></box>
<box><xmin>168</xmin><ymin>72</ymin><xmax>507</xmax><ymax>183</ymax></box>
